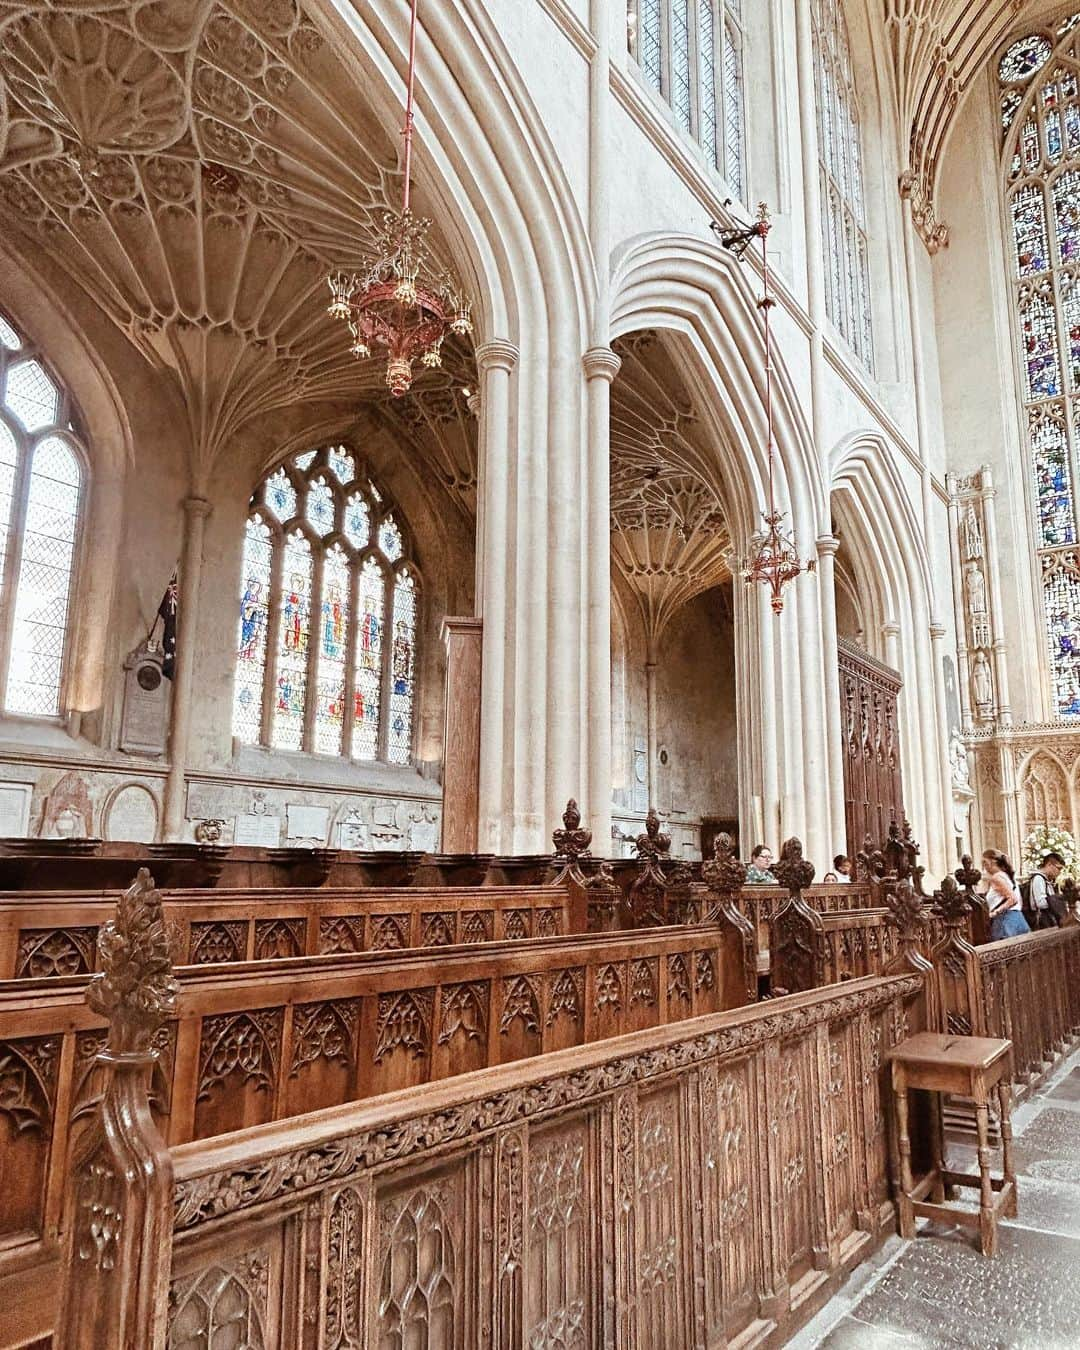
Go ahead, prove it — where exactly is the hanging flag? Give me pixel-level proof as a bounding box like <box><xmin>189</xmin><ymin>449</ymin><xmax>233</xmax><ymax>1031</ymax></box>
<box><xmin>156</xmin><ymin>569</ymin><xmax>178</xmax><ymax>680</ymax></box>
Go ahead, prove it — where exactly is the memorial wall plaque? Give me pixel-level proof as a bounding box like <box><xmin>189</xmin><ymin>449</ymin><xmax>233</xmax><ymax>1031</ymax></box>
<box><xmin>119</xmin><ymin>643</ymin><xmax>168</xmax><ymax>757</ymax></box>
<box><xmin>234</xmin><ymin>811</ymin><xmax>282</xmax><ymax>846</ymax></box>
<box><xmin>105</xmin><ymin>783</ymin><xmax>159</xmax><ymax>842</ymax></box>
<box><xmin>286</xmin><ymin>803</ymin><xmax>329</xmax><ymax>843</ymax></box>
<box><xmin>0</xmin><ymin>782</ymin><xmax>33</xmax><ymax>837</ymax></box>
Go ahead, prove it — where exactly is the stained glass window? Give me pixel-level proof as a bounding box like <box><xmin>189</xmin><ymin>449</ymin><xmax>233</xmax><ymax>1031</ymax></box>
<box><xmin>628</xmin><ymin>1</ymin><xmax>744</xmax><ymax>196</ymax></box>
<box><xmin>232</xmin><ymin>444</ymin><xmax>419</xmax><ymax>762</ymax></box>
<box><xmin>1001</xmin><ymin>17</ymin><xmax>1080</xmax><ymax>718</ymax></box>
<box><xmin>812</xmin><ymin>0</ymin><xmax>873</xmax><ymax>369</ymax></box>
<box><xmin>0</xmin><ymin>309</ymin><xmax>82</xmax><ymax>718</ymax></box>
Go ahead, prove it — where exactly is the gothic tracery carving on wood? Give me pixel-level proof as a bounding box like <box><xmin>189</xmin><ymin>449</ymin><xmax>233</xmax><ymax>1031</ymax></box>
<box><xmin>289</xmin><ymin>1000</ymin><xmax>359</xmax><ymax>1077</ymax></box>
<box><xmin>373</xmin><ymin>991</ymin><xmax>432</xmax><ymax>1063</ymax></box>
<box><xmin>197</xmin><ymin>1009</ymin><xmax>282</xmax><ymax>1099</ymax></box>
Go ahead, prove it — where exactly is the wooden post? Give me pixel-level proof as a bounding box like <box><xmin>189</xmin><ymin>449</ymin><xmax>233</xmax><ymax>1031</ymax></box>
<box><xmin>56</xmin><ymin>869</ymin><xmax>177</xmax><ymax>1349</ymax></box>
<box><xmin>440</xmin><ymin>616</ymin><xmax>483</xmax><ymax>852</ymax></box>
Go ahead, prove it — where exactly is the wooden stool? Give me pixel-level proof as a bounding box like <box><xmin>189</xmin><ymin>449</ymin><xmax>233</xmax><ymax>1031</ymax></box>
<box><xmin>886</xmin><ymin>1031</ymin><xmax>1017</xmax><ymax>1256</ymax></box>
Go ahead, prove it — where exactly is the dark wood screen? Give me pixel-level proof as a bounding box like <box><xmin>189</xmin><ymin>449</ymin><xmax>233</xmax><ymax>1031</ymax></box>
<box><xmin>838</xmin><ymin>638</ymin><xmax>904</xmax><ymax>855</ymax></box>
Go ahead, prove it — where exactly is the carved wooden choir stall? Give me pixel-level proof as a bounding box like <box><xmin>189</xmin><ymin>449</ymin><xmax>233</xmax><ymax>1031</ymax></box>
<box><xmin>0</xmin><ymin>807</ymin><xmax>1077</xmax><ymax>1347</ymax></box>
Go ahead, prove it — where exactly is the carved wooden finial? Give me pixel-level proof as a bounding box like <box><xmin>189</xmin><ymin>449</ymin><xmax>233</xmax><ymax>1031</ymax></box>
<box><xmin>773</xmin><ymin>837</ymin><xmax>815</xmax><ymax>895</ymax></box>
<box><xmin>855</xmin><ymin>833</ymin><xmax>885</xmax><ymax>882</ymax></box>
<box><xmin>884</xmin><ymin>876</ymin><xmax>927</xmax><ymax>944</ymax></box>
<box><xmin>552</xmin><ymin>799</ymin><xmax>592</xmax><ymax>861</ymax></box>
<box><xmin>936</xmin><ymin>873</ymin><xmax>970</xmax><ymax>927</ymax></box>
<box><xmin>634</xmin><ymin>807</ymin><xmax>671</xmax><ymax>861</ymax></box>
<box><xmin>702</xmin><ymin>832</ymin><xmax>746</xmax><ymax>901</ymax></box>
<box><xmin>954</xmin><ymin>854</ymin><xmax>982</xmax><ymax>893</ymax></box>
<box><xmin>88</xmin><ymin>867</ymin><xmax>178</xmax><ymax>1057</ymax></box>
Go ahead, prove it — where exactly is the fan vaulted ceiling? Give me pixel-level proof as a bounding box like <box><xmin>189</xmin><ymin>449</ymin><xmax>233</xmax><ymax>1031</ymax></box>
<box><xmin>0</xmin><ymin>0</ymin><xmax>477</xmax><ymax>493</ymax></box>
<box><xmin>610</xmin><ymin>332</ymin><xmax>732</xmax><ymax>645</ymax></box>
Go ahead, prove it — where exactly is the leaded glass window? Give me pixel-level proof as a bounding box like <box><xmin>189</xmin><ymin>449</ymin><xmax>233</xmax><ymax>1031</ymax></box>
<box><xmin>0</xmin><ymin>308</ymin><xmax>82</xmax><ymax>717</ymax></box>
<box><xmin>232</xmin><ymin>445</ymin><xmax>420</xmax><ymax>761</ymax></box>
<box><xmin>628</xmin><ymin>0</ymin><xmax>744</xmax><ymax>197</ymax></box>
<box><xmin>812</xmin><ymin>0</ymin><xmax>873</xmax><ymax>369</ymax></box>
<box><xmin>1000</xmin><ymin>14</ymin><xmax>1080</xmax><ymax>718</ymax></box>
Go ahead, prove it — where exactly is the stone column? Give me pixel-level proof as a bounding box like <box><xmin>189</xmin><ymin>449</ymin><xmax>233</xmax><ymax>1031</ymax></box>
<box><xmin>441</xmin><ymin>616</ymin><xmax>483</xmax><ymax>852</ymax></box>
<box><xmin>474</xmin><ymin>340</ymin><xmax>518</xmax><ymax>853</ymax></box>
<box><xmin>757</xmin><ymin>581</ymin><xmax>781</xmax><ymax>850</ymax></box>
<box><xmin>583</xmin><ymin>347</ymin><xmax>620</xmax><ymax>849</ymax></box>
<box><xmin>930</xmin><ymin>620</ymin><xmax>954</xmax><ymax>863</ymax></box>
<box><xmin>645</xmin><ymin>646</ymin><xmax>659</xmax><ymax>810</ymax></box>
<box><xmin>162</xmin><ymin>496</ymin><xmax>211</xmax><ymax>842</ymax></box>
<box><xmin>980</xmin><ymin>469</ymin><xmax>1013</xmax><ymax>726</ymax></box>
<box><xmin>945</xmin><ymin>474</ymin><xmax>973</xmax><ymax>731</ymax></box>
<box><xmin>815</xmin><ymin>534</ymin><xmax>846</xmax><ymax>849</ymax></box>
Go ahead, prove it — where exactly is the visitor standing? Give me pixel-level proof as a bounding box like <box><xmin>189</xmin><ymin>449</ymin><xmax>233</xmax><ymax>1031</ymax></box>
<box><xmin>1022</xmin><ymin>850</ymin><xmax>1066</xmax><ymax>929</ymax></box>
<box><xmin>979</xmin><ymin>850</ymin><xmax>1031</xmax><ymax>941</ymax></box>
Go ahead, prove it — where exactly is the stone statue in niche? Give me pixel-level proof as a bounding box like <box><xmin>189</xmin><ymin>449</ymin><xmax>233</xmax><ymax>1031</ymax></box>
<box><xmin>971</xmin><ymin>650</ymin><xmax>994</xmax><ymax>719</ymax></box>
<box><xmin>963</xmin><ymin>501</ymin><xmax>983</xmax><ymax>560</ymax></box>
<box><xmin>949</xmin><ymin>731</ymin><xmax>971</xmax><ymax>790</ymax></box>
<box><xmin>118</xmin><ymin>642</ymin><xmax>168</xmax><ymax>758</ymax></box>
<box><xmin>964</xmin><ymin>562</ymin><xmax>991</xmax><ymax>648</ymax></box>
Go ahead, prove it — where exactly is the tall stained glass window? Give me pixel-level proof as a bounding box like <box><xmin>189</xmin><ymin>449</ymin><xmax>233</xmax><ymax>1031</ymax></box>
<box><xmin>812</xmin><ymin>0</ymin><xmax>873</xmax><ymax>369</ymax></box>
<box><xmin>0</xmin><ymin>308</ymin><xmax>82</xmax><ymax>717</ymax></box>
<box><xmin>232</xmin><ymin>445</ymin><xmax>420</xmax><ymax>761</ymax></box>
<box><xmin>1000</xmin><ymin>14</ymin><xmax>1080</xmax><ymax>718</ymax></box>
<box><xmin>629</xmin><ymin>0</ymin><xmax>744</xmax><ymax>197</ymax></box>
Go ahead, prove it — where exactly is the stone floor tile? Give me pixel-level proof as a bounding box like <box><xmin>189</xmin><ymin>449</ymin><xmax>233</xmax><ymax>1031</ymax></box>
<box><xmin>813</xmin><ymin>1314</ymin><xmax>931</xmax><ymax>1348</ymax></box>
<box><xmin>1046</xmin><ymin>1069</ymin><xmax>1080</xmax><ymax>1103</ymax></box>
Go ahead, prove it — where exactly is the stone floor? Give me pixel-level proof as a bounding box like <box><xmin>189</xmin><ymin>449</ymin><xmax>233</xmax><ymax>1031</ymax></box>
<box><xmin>788</xmin><ymin>1051</ymin><xmax>1080</xmax><ymax>1349</ymax></box>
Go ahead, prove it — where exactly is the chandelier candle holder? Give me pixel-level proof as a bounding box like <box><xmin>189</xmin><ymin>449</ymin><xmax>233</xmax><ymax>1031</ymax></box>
<box><xmin>327</xmin><ymin>0</ymin><xmax>472</xmax><ymax>396</ymax></box>
<box><xmin>711</xmin><ymin>203</ymin><xmax>814</xmax><ymax>614</ymax></box>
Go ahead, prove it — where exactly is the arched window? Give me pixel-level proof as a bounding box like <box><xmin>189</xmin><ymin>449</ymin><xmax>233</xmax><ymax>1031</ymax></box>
<box><xmin>629</xmin><ymin>1</ymin><xmax>745</xmax><ymax>198</ymax></box>
<box><xmin>999</xmin><ymin>14</ymin><xmax>1080</xmax><ymax>719</ymax></box>
<box><xmin>812</xmin><ymin>0</ymin><xmax>872</xmax><ymax>368</ymax></box>
<box><xmin>233</xmin><ymin>445</ymin><xmax>419</xmax><ymax>764</ymax></box>
<box><xmin>0</xmin><ymin>309</ymin><xmax>83</xmax><ymax>718</ymax></box>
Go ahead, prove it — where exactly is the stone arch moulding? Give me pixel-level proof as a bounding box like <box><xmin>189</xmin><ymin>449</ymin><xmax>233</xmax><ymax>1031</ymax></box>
<box><xmin>828</xmin><ymin>430</ymin><xmax>949</xmax><ymax>869</ymax></box>
<box><xmin>1017</xmin><ymin>748</ymin><xmax>1074</xmax><ymax>835</ymax></box>
<box><xmin>609</xmin><ymin>232</ymin><xmax>825</xmax><ymax>549</ymax></box>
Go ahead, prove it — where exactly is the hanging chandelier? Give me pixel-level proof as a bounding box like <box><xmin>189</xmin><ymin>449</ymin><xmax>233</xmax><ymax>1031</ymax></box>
<box><xmin>326</xmin><ymin>0</ymin><xmax>472</xmax><ymax>397</ymax></box>
<box><xmin>712</xmin><ymin>203</ymin><xmax>814</xmax><ymax>614</ymax></box>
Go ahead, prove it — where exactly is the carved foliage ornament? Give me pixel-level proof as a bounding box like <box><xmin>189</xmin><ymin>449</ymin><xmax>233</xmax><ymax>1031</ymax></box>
<box><xmin>87</xmin><ymin>868</ymin><xmax>178</xmax><ymax>1056</ymax></box>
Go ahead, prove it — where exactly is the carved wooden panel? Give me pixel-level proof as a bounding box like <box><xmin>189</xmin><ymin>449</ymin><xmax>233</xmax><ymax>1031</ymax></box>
<box><xmin>525</xmin><ymin>1121</ymin><xmax>593</xmax><ymax>1348</ymax></box>
<box><xmin>433</xmin><ymin>982</ymin><xmax>489</xmax><ymax>1078</ymax></box>
<box><xmin>195</xmin><ymin>1009</ymin><xmax>283</xmax><ymax>1138</ymax></box>
<box><xmin>319</xmin><ymin>915</ymin><xmax>365</xmax><ymax>955</ymax></box>
<box><xmin>254</xmin><ymin>918</ymin><xmax>305</xmax><ymax>961</ymax></box>
<box><xmin>189</xmin><ymin>920</ymin><xmax>247</xmax><ymax>964</ymax></box>
<box><xmin>370</xmin><ymin>989</ymin><xmax>433</xmax><ymax>1095</ymax></box>
<box><xmin>0</xmin><ymin>1034</ymin><xmax>60</xmax><ymax>1241</ymax></box>
<box><xmin>324</xmin><ymin>1185</ymin><xmax>364</xmax><ymax>1350</ymax></box>
<box><xmin>421</xmin><ymin>911</ymin><xmax>457</xmax><ymax>946</ymax></box>
<box><xmin>283</xmin><ymin>999</ymin><xmax>360</xmax><ymax>1118</ymax></box>
<box><xmin>170</xmin><ymin>1228</ymin><xmax>284</xmax><ymax>1350</ymax></box>
<box><xmin>460</xmin><ymin>909</ymin><xmax>492</xmax><ymax>943</ymax></box>
<box><xmin>634</xmin><ymin>1089</ymin><xmax>690</xmax><ymax>1347</ymax></box>
<box><xmin>377</xmin><ymin>1170</ymin><xmax>464</xmax><ymax>1349</ymax></box>
<box><xmin>370</xmin><ymin>914</ymin><xmax>409</xmax><ymax>951</ymax></box>
<box><xmin>838</xmin><ymin>639</ymin><xmax>904</xmax><ymax>855</ymax></box>
<box><xmin>16</xmin><ymin>926</ymin><xmax>96</xmax><ymax>978</ymax></box>
<box><xmin>769</xmin><ymin>1039</ymin><xmax>815</xmax><ymax>1283</ymax></box>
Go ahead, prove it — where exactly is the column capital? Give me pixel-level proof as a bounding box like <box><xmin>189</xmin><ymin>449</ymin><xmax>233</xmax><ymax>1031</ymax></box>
<box><xmin>882</xmin><ymin>620</ymin><xmax>901</xmax><ymax>638</ymax></box>
<box><xmin>582</xmin><ymin>346</ymin><xmax>621</xmax><ymax>382</ymax></box>
<box><xmin>928</xmin><ymin>621</ymin><xmax>947</xmax><ymax>640</ymax></box>
<box><xmin>183</xmin><ymin>495</ymin><xmax>212</xmax><ymax>520</ymax></box>
<box><xmin>814</xmin><ymin>533</ymin><xmax>840</xmax><ymax>557</ymax></box>
<box><xmin>475</xmin><ymin>339</ymin><xmax>519</xmax><ymax>374</ymax></box>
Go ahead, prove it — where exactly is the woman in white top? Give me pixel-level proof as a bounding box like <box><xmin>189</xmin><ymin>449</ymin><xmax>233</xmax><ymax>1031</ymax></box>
<box><xmin>978</xmin><ymin>850</ymin><xmax>1031</xmax><ymax>941</ymax></box>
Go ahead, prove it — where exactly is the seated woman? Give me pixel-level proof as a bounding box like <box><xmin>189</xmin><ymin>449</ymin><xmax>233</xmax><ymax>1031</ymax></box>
<box><xmin>978</xmin><ymin>849</ymin><xmax>1031</xmax><ymax>941</ymax></box>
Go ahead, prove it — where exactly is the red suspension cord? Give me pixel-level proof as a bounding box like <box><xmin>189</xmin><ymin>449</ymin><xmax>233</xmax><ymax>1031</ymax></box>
<box><xmin>401</xmin><ymin>0</ymin><xmax>420</xmax><ymax>215</ymax></box>
<box><xmin>759</xmin><ymin>218</ymin><xmax>776</xmax><ymax>520</ymax></box>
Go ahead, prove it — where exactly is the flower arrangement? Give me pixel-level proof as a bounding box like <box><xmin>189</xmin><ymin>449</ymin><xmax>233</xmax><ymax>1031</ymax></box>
<box><xmin>1021</xmin><ymin>823</ymin><xmax>1076</xmax><ymax>878</ymax></box>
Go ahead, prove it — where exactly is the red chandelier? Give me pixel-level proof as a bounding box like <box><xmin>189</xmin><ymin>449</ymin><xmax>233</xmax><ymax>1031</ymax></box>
<box><xmin>327</xmin><ymin>0</ymin><xmax>472</xmax><ymax>397</ymax></box>
<box><xmin>712</xmin><ymin>203</ymin><xmax>814</xmax><ymax>614</ymax></box>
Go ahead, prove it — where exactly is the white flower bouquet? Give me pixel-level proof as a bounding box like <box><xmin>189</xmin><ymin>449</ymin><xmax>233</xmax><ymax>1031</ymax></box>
<box><xmin>1021</xmin><ymin>823</ymin><xmax>1076</xmax><ymax>878</ymax></box>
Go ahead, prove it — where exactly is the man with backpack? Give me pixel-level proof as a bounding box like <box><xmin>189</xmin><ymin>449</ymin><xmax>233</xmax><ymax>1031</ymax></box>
<box><xmin>1021</xmin><ymin>851</ymin><xmax>1067</xmax><ymax>929</ymax></box>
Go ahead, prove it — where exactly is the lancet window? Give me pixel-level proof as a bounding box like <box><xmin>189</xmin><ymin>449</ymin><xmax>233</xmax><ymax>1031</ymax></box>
<box><xmin>233</xmin><ymin>445</ymin><xmax>419</xmax><ymax>763</ymax></box>
<box><xmin>1000</xmin><ymin>15</ymin><xmax>1080</xmax><ymax>719</ymax></box>
<box><xmin>0</xmin><ymin>309</ymin><xmax>83</xmax><ymax>718</ymax></box>
<box><xmin>629</xmin><ymin>0</ymin><xmax>745</xmax><ymax>198</ymax></box>
<box><xmin>811</xmin><ymin>0</ymin><xmax>873</xmax><ymax>368</ymax></box>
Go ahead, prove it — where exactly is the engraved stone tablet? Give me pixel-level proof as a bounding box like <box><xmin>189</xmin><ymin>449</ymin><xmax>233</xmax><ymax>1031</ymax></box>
<box><xmin>336</xmin><ymin>807</ymin><xmax>369</xmax><ymax>850</ymax></box>
<box><xmin>286</xmin><ymin>803</ymin><xmax>329</xmax><ymax>843</ymax></box>
<box><xmin>119</xmin><ymin>643</ymin><xmax>168</xmax><ymax>757</ymax></box>
<box><xmin>234</xmin><ymin>811</ymin><xmax>282</xmax><ymax>846</ymax></box>
<box><xmin>105</xmin><ymin>783</ymin><xmax>159</xmax><ymax>843</ymax></box>
<box><xmin>0</xmin><ymin>782</ymin><xmax>33</xmax><ymax>837</ymax></box>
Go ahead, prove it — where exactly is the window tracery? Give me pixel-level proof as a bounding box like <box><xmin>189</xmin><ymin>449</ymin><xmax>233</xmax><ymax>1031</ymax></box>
<box><xmin>812</xmin><ymin>0</ymin><xmax>872</xmax><ymax>369</ymax></box>
<box><xmin>1000</xmin><ymin>14</ymin><xmax>1080</xmax><ymax>719</ymax></box>
<box><xmin>233</xmin><ymin>445</ymin><xmax>419</xmax><ymax>764</ymax></box>
<box><xmin>629</xmin><ymin>0</ymin><xmax>744</xmax><ymax>197</ymax></box>
<box><xmin>0</xmin><ymin>308</ymin><xmax>82</xmax><ymax>718</ymax></box>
